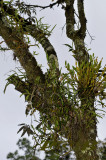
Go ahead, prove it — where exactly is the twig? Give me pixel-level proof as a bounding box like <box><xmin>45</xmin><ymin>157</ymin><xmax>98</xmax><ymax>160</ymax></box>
<box><xmin>21</xmin><ymin>0</ymin><xmax>60</xmax><ymax>10</ymax></box>
<box><xmin>87</xmin><ymin>29</ymin><xmax>95</xmax><ymax>44</ymax></box>
<box><xmin>61</xmin><ymin>23</ymin><xmax>66</xmax><ymax>35</ymax></box>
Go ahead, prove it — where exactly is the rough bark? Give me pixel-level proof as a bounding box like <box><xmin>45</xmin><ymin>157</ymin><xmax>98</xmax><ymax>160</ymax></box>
<box><xmin>65</xmin><ymin>0</ymin><xmax>89</xmax><ymax>63</ymax></box>
<box><xmin>1</xmin><ymin>3</ymin><xmax>59</xmax><ymax>72</ymax></box>
<box><xmin>64</xmin><ymin>0</ymin><xmax>99</xmax><ymax>159</ymax></box>
<box><xmin>0</xmin><ymin>1</ymin><xmax>101</xmax><ymax>159</ymax></box>
<box><xmin>0</xmin><ymin>19</ymin><xmax>45</xmax><ymax>83</ymax></box>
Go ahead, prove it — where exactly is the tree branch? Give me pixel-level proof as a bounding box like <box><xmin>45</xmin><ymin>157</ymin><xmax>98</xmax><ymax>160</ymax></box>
<box><xmin>14</xmin><ymin>0</ymin><xmax>65</xmax><ymax>10</ymax></box>
<box><xmin>2</xmin><ymin>3</ymin><xmax>59</xmax><ymax>72</ymax></box>
<box><xmin>77</xmin><ymin>0</ymin><xmax>87</xmax><ymax>39</ymax></box>
<box><xmin>0</xmin><ymin>19</ymin><xmax>45</xmax><ymax>83</ymax></box>
<box><xmin>65</xmin><ymin>0</ymin><xmax>76</xmax><ymax>40</ymax></box>
<box><xmin>21</xmin><ymin>1</ymin><xmax>59</xmax><ymax>10</ymax></box>
<box><xmin>7</xmin><ymin>75</ymin><xmax>30</xmax><ymax>94</ymax></box>
<box><xmin>64</xmin><ymin>0</ymin><xmax>89</xmax><ymax>62</ymax></box>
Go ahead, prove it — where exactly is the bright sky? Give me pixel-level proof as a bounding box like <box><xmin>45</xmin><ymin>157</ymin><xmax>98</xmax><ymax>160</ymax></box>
<box><xmin>0</xmin><ymin>0</ymin><xmax>106</xmax><ymax>159</ymax></box>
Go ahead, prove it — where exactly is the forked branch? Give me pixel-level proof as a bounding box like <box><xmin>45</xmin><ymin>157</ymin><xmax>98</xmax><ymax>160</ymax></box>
<box><xmin>1</xmin><ymin>2</ymin><xmax>59</xmax><ymax>72</ymax></box>
<box><xmin>64</xmin><ymin>0</ymin><xmax>89</xmax><ymax>62</ymax></box>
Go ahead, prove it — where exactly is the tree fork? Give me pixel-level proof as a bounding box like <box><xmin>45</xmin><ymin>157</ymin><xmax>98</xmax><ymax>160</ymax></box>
<box><xmin>0</xmin><ymin>1</ymin><xmax>105</xmax><ymax>159</ymax></box>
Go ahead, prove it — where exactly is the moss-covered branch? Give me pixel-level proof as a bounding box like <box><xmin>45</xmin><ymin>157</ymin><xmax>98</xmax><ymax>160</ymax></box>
<box><xmin>6</xmin><ymin>74</ymin><xmax>30</xmax><ymax>94</ymax></box>
<box><xmin>1</xmin><ymin>2</ymin><xmax>59</xmax><ymax>72</ymax></box>
<box><xmin>64</xmin><ymin>0</ymin><xmax>89</xmax><ymax>62</ymax></box>
<box><xmin>0</xmin><ymin>19</ymin><xmax>45</xmax><ymax>83</ymax></box>
<box><xmin>77</xmin><ymin>0</ymin><xmax>87</xmax><ymax>39</ymax></box>
<box><xmin>65</xmin><ymin>0</ymin><xmax>76</xmax><ymax>39</ymax></box>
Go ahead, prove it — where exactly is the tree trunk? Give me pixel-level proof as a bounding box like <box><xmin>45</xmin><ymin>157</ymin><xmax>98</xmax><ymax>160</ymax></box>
<box><xmin>0</xmin><ymin>1</ymin><xmax>104</xmax><ymax>159</ymax></box>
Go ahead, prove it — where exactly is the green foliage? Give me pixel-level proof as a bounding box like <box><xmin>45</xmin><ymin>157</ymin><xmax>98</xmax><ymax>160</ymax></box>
<box><xmin>4</xmin><ymin>53</ymin><xmax>106</xmax><ymax>155</ymax></box>
<box><xmin>7</xmin><ymin>137</ymin><xmax>106</xmax><ymax>160</ymax></box>
<box><xmin>7</xmin><ymin>138</ymin><xmax>71</xmax><ymax>160</ymax></box>
<box><xmin>62</xmin><ymin>54</ymin><xmax>106</xmax><ymax>109</ymax></box>
<box><xmin>14</xmin><ymin>1</ymin><xmax>56</xmax><ymax>37</ymax></box>
<box><xmin>2</xmin><ymin>1</ymin><xmax>105</xmax><ymax>157</ymax></box>
<box><xmin>34</xmin><ymin>17</ymin><xmax>57</xmax><ymax>37</ymax></box>
<box><xmin>17</xmin><ymin>123</ymin><xmax>33</xmax><ymax>137</ymax></box>
<box><xmin>4</xmin><ymin>67</ymin><xmax>27</xmax><ymax>94</ymax></box>
<box><xmin>98</xmin><ymin>139</ymin><xmax>106</xmax><ymax>160</ymax></box>
<box><xmin>0</xmin><ymin>0</ymin><xmax>56</xmax><ymax>52</ymax></box>
<box><xmin>30</xmin><ymin>117</ymin><xmax>71</xmax><ymax>158</ymax></box>
<box><xmin>15</xmin><ymin>0</ymin><xmax>36</xmax><ymax>15</ymax></box>
<box><xmin>64</xmin><ymin>43</ymin><xmax>75</xmax><ymax>52</ymax></box>
<box><xmin>7</xmin><ymin>138</ymin><xmax>40</xmax><ymax>160</ymax></box>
